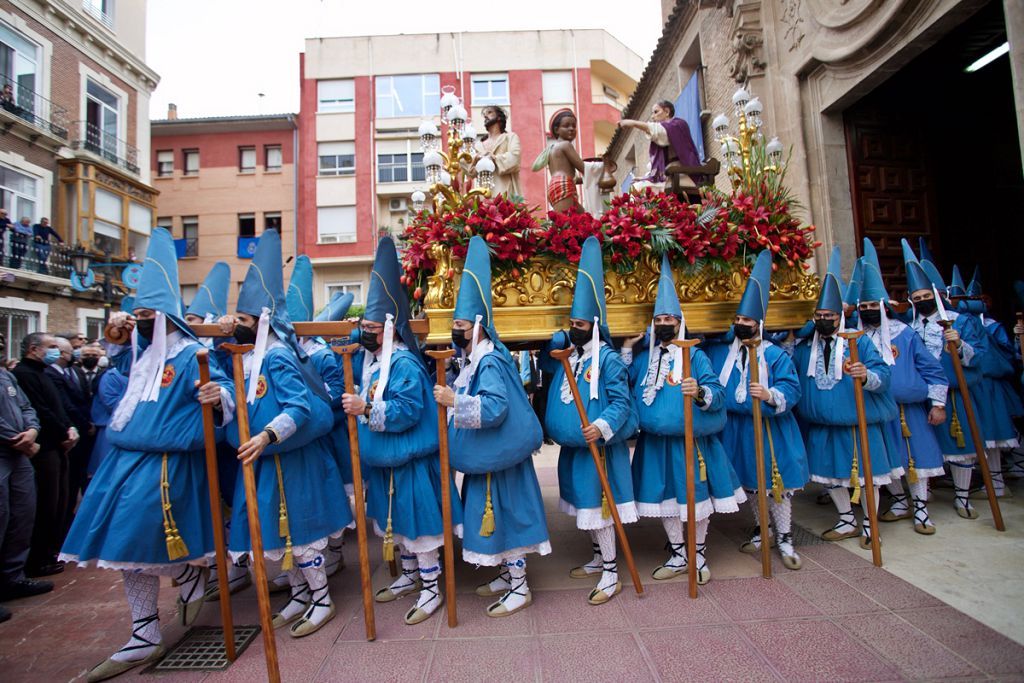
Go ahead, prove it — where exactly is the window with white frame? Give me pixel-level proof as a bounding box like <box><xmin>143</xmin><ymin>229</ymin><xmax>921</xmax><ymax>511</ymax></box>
<box><xmin>0</xmin><ymin>164</ymin><xmax>39</xmax><ymax>223</ymax></box>
<box><xmin>239</xmin><ymin>147</ymin><xmax>256</xmax><ymax>173</ymax></box>
<box><xmin>317</xmin><ymin>206</ymin><xmax>357</xmax><ymax>243</ymax></box>
<box><xmin>326</xmin><ymin>282</ymin><xmax>364</xmax><ymax>305</ymax></box>
<box><xmin>265</xmin><ymin>145</ymin><xmax>282</xmax><ymax>172</ymax></box>
<box><xmin>82</xmin><ymin>0</ymin><xmax>115</xmax><ymax>29</ymax></box>
<box><xmin>317</xmin><ymin>79</ymin><xmax>354</xmax><ymax>113</ymax></box>
<box><xmin>0</xmin><ymin>306</ymin><xmax>38</xmax><ymax>361</ymax></box>
<box><xmin>542</xmin><ymin>71</ymin><xmax>574</xmax><ymax>104</ymax></box>
<box><xmin>472</xmin><ymin>74</ymin><xmax>509</xmax><ymax>105</ymax></box>
<box><xmin>181</xmin><ymin>216</ymin><xmax>198</xmax><ymax>257</ymax></box>
<box><xmin>318</xmin><ymin>141</ymin><xmax>355</xmax><ymax>176</ymax></box>
<box><xmin>183</xmin><ymin>149</ymin><xmax>199</xmax><ymax>175</ymax></box>
<box><xmin>377</xmin><ymin>141</ymin><xmax>425</xmax><ymax>183</ymax></box>
<box><xmin>156</xmin><ymin>216</ymin><xmax>172</xmax><ymax>230</ymax></box>
<box><xmin>156</xmin><ymin>150</ymin><xmax>173</xmax><ymax>176</ymax></box>
<box><xmin>85</xmin><ymin>79</ymin><xmax>120</xmax><ymax>160</ymax></box>
<box><xmin>375</xmin><ymin>74</ymin><xmax>440</xmax><ymax>119</ymax></box>
<box><xmin>264</xmin><ymin>211</ymin><xmax>281</xmax><ymax>232</ymax></box>
<box><xmin>84</xmin><ymin>315</ymin><xmax>104</xmax><ymax>342</ymax></box>
<box><xmin>0</xmin><ymin>23</ymin><xmax>40</xmax><ymax>116</ymax></box>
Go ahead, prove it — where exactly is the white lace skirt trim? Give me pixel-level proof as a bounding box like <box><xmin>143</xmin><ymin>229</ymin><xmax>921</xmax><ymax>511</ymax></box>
<box><xmin>811</xmin><ymin>473</ymin><xmax>896</xmax><ymax>487</ymax></box>
<box><xmin>462</xmin><ymin>541</ymin><xmax>553</xmax><ymax>567</ymax></box>
<box><xmin>636</xmin><ymin>498</ymin><xmax>715</xmax><ymax>522</ymax></box>
<box><xmin>371</xmin><ymin>521</ymin><xmax>463</xmax><ymax>554</ymax></box>
<box><xmin>227</xmin><ymin>529</ymin><xmax>347</xmax><ymax>564</ymax></box>
<box><xmin>558</xmin><ymin>498</ymin><xmax>638</xmax><ymax>530</ymax></box>
<box><xmin>944</xmin><ymin>453</ymin><xmax>976</xmax><ymax>464</ymax></box>
<box><xmin>987</xmin><ymin>438</ymin><xmax>1020</xmax><ymax>449</ymax></box>
<box><xmin>908</xmin><ymin>466</ymin><xmax>946</xmax><ymax>479</ymax></box>
<box><xmin>58</xmin><ymin>553</ymin><xmax>214</xmax><ymax>572</ymax></box>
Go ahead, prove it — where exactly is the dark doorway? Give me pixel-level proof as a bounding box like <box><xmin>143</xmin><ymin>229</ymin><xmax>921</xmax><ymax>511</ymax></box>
<box><xmin>844</xmin><ymin>0</ymin><xmax>1021</xmax><ymax>318</ymax></box>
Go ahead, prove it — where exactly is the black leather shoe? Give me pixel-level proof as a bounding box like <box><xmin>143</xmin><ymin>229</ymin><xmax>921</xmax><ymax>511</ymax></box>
<box><xmin>0</xmin><ymin>578</ymin><xmax>55</xmax><ymax>601</ymax></box>
<box><xmin>25</xmin><ymin>563</ymin><xmax>64</xmax><ymax>578</ymax></box>
<box><xmin>0</xmin><ymin>605</ymin><xmax>11</xmax><ymax>623</ymax></box>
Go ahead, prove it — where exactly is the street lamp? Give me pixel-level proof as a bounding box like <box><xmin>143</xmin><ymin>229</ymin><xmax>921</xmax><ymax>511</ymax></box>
<box><xmin>69</xmin><ymin>245</ymin><xmax>131</xmax><ymax>323</ymax></box>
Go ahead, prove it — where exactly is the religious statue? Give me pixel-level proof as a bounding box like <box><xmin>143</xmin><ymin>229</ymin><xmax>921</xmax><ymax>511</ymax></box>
<box><xmin>469</xmin><ymin>106</ymin><xmax>522</xmax><ymax>198</ymax></box>
<box><xmin>618</xmin><ymin>100</ymin><xmax>705</xmax><ymax>192</ymax></box>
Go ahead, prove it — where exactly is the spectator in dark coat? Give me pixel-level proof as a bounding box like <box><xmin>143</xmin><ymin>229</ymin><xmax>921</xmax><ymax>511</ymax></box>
<box><xmin>32</xmin><ymin>218</ymin><xmax>62</xmax><ymax>274</ymax></box>
<box><xmin>46</xmin><ymin>338</ymin><xmax>93</xmax><ymax>536</ymax></box>
<box><xmin>12</xmin><ymin>333</ymin><xmax>78</xmax><ymax>577</ymax></box>
<box><xmin>0</xmin><ymin>331</ymin><xmax>51</xmax><ymax>623</ymax></box>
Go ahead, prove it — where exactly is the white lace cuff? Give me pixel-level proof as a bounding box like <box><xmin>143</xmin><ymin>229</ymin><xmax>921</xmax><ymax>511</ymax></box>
<box><xmin>697</xmin><ymin>385</ymin><xmax>714</xmax><ymax>411</ymax></box>
<box><xmin>864</xmin><ymin>370</ymin><xmax>882</xmax><ymax>392</ymax></box>
<box><xmin>217</xmin><ymin>387</ymin><xmax>235</xmax><ymax>427</ymax></box>
<box><xmin>768</xmin><ymin>387</ymin><xmax>786</xmax><ymax>413</ymax></box>
<box><xmin>927</xmin><ymin>384</ymin><xmax>948</xmax><ymax>406</ymax></box>
<box><xmin>592</xmin><ymin>418</ymin><xmax>614</xmax><ymax>442</ymax></box>
<box><xmin>267</xmin><ymin>413</ymin><xmax>297</xmax><ymax>442</ymax></box>
<box><xmin>959</xmin><ymin>341</ymin><xmax>975</xmax><ymax>366</ymax></box>
<box><xmin>620</xmin><ymin>348</ymin><xmax>633</xmax><ymax>367</ymax></box>
<box><xmin>453</xmin><ymin>394</ymin><xmax>482</xmax><ymax>429</ymax></box>
<box><xmin>369</xmin><ymin>401</ymin><xmax>387</xmax><ymax>432</ymax></box>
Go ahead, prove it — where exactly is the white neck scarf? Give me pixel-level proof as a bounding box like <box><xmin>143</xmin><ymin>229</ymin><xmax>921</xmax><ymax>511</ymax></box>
<box><xmin>110</xmin><ymin>318</ymin><xmax>186</xmax><ymax>432</ymax></box>
<box><xmin>806</xmin><ymin>312</ymin><xmax>845</xmax><ymax>379</ymax></box>
<box><xmin>454</xmin><ymin>316</ymin><xmax>490</xmax><ymax>390</ymax></box>
<box><xmin>245</xmin><ymin>308</ymin><xmax>272</xmax><ymax>404</ymax></box>
<box><xmin>373</xmin><ymin>314</ymin><xmax>396</xmax><ymax>403</ymax></box>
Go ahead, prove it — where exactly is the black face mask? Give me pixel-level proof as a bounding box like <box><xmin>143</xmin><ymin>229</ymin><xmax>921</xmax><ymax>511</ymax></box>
<box><xmin>733</xmin><ymin>323</ymin><xmax>757</xmax><ymax>340</ymax></box>
<box><xmin>451</xmin><ymin>328</ymin><xmax>470</xmax><ymax>349</ymax></box>
<box><xmin>859</xmin><ymin>309</ymin><xmax>882</xmax><ymax>327</ymax></box>
<box><xmin>135</xmin><ymin>318</ymin><xmax>155</xmax><ymax>342</ymax></box>
<box><xmin>654</xmin><ymin>324</ymin><xmax>678</xmax><ymax>343</ymax></box>
<box><xmin>915</xmin><ymin>299</ymin><xmax>938</xmax><ymax>316</ymax></box>
<box><xmin>814</xmin><ymin>318</ymin><xmax>837</xmax><ymax>337</ymax></box>
<box><xmin>233</xmin><ymin>324</ymin><xmax>257</xmax><ymax>345</ymax></box>
<box><xmin>568</xmin><ymin>327</ymin><xmax>591</xmax><ymax>349</ymax></box>
<box><xmin>360</xmin><ymin>330</ymin><xmax>380</xmax><ymax>353</ymax></box>
<box><xmin>81</xmin><ymin>357</ymin><xmax>99</xmax><ymax>370</ymax></box>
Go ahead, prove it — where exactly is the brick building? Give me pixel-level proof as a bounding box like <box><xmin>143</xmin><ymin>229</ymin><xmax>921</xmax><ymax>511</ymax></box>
<box><xmin>0</xmin><ymin>0</ymin><xmax>158</xmax><ymax>353</ymax></box>
<box><xmin>608</xmin><ymin>0</ymin><xmax>1023</xmax><ymax>312</ymax></box>
<box><xmin>298</xmin><ymin>30</ymin><xmax>643</xmax><ymax>311</ymax></box>
<box><xmin>150</xmin><ymin>110</ymin><xmax>297</xmax><ymax>312</ymax></box>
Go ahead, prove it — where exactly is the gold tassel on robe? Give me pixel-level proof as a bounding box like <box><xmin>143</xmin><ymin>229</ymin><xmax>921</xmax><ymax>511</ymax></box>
<box><xmin>900</xmin><ymin>405</ymin><xmax>919</xmax><ymax>484</ymax></box>
<box><xmin>274</xmin><ymin>455</ymin><xmax>293</xmax><ymax>570</ymax></box>
<box><xmin>479</xmin><ymin>472</ymin><xmax>495</xmax><ymax>537</ymax></box>
<box><xmin>949</xmin><ymin>393</ymin><xmax>966</xmax><ymax>448</ymax></box>
<box><xmin>161</xmin><ymin>453</ymin><xmax>189</xmax><ymax>561</ymax></box>
<box><xmin>696</xmin><ymin>444</ymin><xmax>707</xmax><ymax>482</ymax></box>
<box><xmin>599</xmin><ymin>447</ymin><xmax>611</xmax><ymax>520</ymax></box>
<box><xmin>382</xmin><ymin>469</ymin><xmax>396</xmax><ymax>563</ymax></box>
<box><xmin>765</xmin><ymin>422</ymin><xmax>784</xmax><ymax>503</ymax></box>
<box><xmin>849</xmin><ymin>428</ymin><xmax>862</xmax><ymax>505</ymax></box>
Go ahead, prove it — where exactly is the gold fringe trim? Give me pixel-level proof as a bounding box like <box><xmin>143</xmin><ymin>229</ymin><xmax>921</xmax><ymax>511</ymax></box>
<box><xmin>382</xmin><ymin>469</ymin><xmax>396</xmax><ymax>563</ymax></box>
<box><xmin>849</xmin><ymin>427</ymin><xmax>862</xmax><ymax>506</ymax></box>
<box><xmin>479</xmin><ymin>472</ymin><xmax>495</xmax><ymax>537</ymax></box>
<box><xmin>161</xmin><ymin>453</ymin><xmax>189</xmax><ymax>561</ymax></box>
<box><xmin>274</xmin><ymin>454</ymin><xmax>293</xmax><ymax>570</ymax></box>
<box><xmin>900</xmin><ymin>405</ymin><xmax>919</xmax><ymax>484</ymax></box>
<box><xmin>696</xmin><ymin>443</ymin><xmax>707</xmax><ymax>482</ymax></box>
<box><xmin>765</xmin><ymin>420</ymin><xmax>784</xmax><ymax>503</ymax></box>
<box><xmin>599</xmin><ymin>447</ymin><xmax>611</xmax><ymax>520</ymax></box>
<box><xmin>949</xmin><ymin>392</ymin><xmax>966</xmax><ymax>449</ymax></box>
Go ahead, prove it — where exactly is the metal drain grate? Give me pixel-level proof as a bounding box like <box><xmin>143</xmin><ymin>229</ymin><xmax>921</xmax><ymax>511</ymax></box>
<box><xmin>791</xmin><ymin>523</ymin><xmax>827</xmax><ymax>547</ymax></box>
<box><xmin>148</xmin><ymin>625</ymin><xmax>260</xmax><ymax>672</ymax></box>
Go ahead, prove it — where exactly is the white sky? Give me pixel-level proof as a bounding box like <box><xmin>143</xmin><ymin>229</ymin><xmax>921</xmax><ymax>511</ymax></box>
<box><xmin>145</xmin><ymin>0</ymin><xmax>662</xmax><ymax>119</ymax></box>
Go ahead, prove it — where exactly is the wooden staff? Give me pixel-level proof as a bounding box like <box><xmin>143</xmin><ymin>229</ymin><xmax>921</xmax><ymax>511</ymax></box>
<box><xmin>221</xmin><ymin>343</ymin><xmax>281</xmax><ymax>683</ymax></box>
<box><xmin>937</xmin><ymin>320</ymin><xmax>1005</xmax><ymax>531</ymax></box>
<box><xmin>196</xmin><ymin>351</ymin><xmax>236</xmax><ymax>660</ymax></box>
<box><xmin>670</xmin><ymin>339</ymin><xmax>701</xmax><ymax>598</ymax></box>
<box><xmin>425</xmin><ymin>349</ymin><xmax>458</xmax><ymax>627</ymax></box>
<box><xmin>836</xmin><ymin>331</ymin><xmax>882</xmax><ymax>567</ymax></box>
<box><xmin>333</xmin><ymin>343</ymin><xmax>376</xmax><ymax>641</ymax></box>
<box><xmin>549</xmin><ymin>348</ymin><xmax>643</xmax><ymax>596</ymax></box>
<box><xmin>743</xmin><ymin>339</ymin><xmax>772</xmax><ymax>579</ymax></box>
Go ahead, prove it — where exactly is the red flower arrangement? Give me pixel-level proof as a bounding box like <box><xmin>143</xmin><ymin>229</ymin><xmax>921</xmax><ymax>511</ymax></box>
<box><xmin>536</xmin><ymin>206</ymin><xmax>603</xmax><ymax>264</ymax></box>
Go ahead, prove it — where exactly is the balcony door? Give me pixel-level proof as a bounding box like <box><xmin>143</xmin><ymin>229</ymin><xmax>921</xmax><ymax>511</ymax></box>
<box><xmin>0</xmin><ymin>23</ymin><xmax>39</xmax><ymax>117</ymax></box>
<box><xmin>85</xmin><ymin>79</ymin><xmax>119</xmax><ymax>162</ymax></box>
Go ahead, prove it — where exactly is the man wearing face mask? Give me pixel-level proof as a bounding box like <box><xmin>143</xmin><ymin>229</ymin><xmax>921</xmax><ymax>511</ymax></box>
<box><xmin>791</xmin><ymin>247</ymin><xmax>901</xmax><ymax>550</ymax></box>
<box><xmin>341</xmin><ymin>236</ymin><xmax>461</xmax><ymax>626</ymax></box>
<box><xmin>12</xmin><ymin>333</ymin><xmax>77</xmax><ymax>578</ymax></box>
<box><xmin>621</xmin><ymin>254</ymin><xmax>740</xmax><ymax>584</ymax></box>
<box><xmin>903</xmin><ymin>239</ymin><xmax>989</xmax><ymax>519</ymax></box>
<box><xmin>707</xmin><ymin>251</ymin><xmax>808</xmax><ymax>569</ymax></box>
<box><xmin>857</xmin><ymin>240</ymin><xmax>947</xmax><ymax>535</ymax></box>
<box><xmin>47</xmin><ymin>337</ymin><xmax>94</xmax><ymax>539</ymax></box>
<box><xmin>543</xmin><ymin>237</ymin><xmax>637</xmax><ymax>605</ymax></box>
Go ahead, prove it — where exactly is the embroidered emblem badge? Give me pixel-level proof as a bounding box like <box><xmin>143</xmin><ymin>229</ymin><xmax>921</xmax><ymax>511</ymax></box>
<box><xmin>161</xmin><ymin>365</ymin><xmax>175</xmax><ymax>388</ymax></box>
<box><xmin>255</xmin><ymin>375</ymin><xmax>267</xmax><ymax>398</ymax></box>
<box><xmin>891</xmin><ymin>344</ymin><xmax>900</xmax><ymax>360</ymax></box>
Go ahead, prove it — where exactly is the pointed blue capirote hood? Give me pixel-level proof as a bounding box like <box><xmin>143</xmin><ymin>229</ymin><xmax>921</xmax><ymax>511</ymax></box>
<box><xmin>949</xmin><ymin>265</ymin><xmax>967</xmax><ymax>298</ymax></box>
<box><xmin>736</xmin><ymin>250</ymin><xmax>772</xmax><ymax>322</ymax></box>
<box><xmin>314</xmin><ymin>291</ymin><xmax>354</xmax><ymax>322</ymax></box>
<box><xmin>859</xmin><ymin>238</ymin><xmax>889</xmax><ymax>303</ymax></box>
<box><xmin>453</xmin><ymin>235</ymin><xmax>513</xmax><ymax>358</ymax></box>
<box><xmin>134</xmin><ymin>227</ymin><xmax>193</xmax><ymax>337</ymax></box>
<box><xmin>365</xmin><ymin>236</ymin><xmax>421</xmax><ymax>360</ymax></box>
<box><xmin>570</xmin><ymin>237</ymin><xmax>612</xmax><ymax>344</ymax></box>
<box><xmin>816</xmin><ymin>245</ymin><xmax>845</xmax><ymax>313</ymax></box>
<box><xmin>902</xmin><ymin>238</ymin><xmax>932</xmax><ymax>295</ymax></box>
<box><xmin>186</xmin><ymin>261</ymin><xmax>230</xmax><ymax>320</ymax></box>
<box><xmin>237</xmin><ymin>229</ymin><xmax>298</xmax><ymax>353</ymax></box>
<box><xmin>844</xmin><ymin>257</ymin><xmax>863</xmax><ymax>306</ymax></box>
<box><xmin>286</xmin><ymin>255</ymin><xmax>315</xmax><ymax>322</ymax></box>
<box><xmin>967</xmin><ymin>266</ymin><xmax>983</xmax><ymax>297</ymax></box>
<box><xmin>917</xmin><ymin>237</ymin><xmax>946</xmax><ymax>291</ymax></box>
<box><xmin>653</xmin><ymin>252</ymin><xmax>682</xmax><ymax>319</ymax></box>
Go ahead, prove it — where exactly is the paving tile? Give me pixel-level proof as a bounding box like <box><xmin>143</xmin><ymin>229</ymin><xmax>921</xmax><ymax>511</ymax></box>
<box><xmin>834</xmin><ymin>567</ymin><xmax>944</xmax><ymax>611</ymax></box>
<box><xmin>778</xmin><ymin>571</ymin><xmax>887</xmax><ymax>616</ymax></box>
<box><xmin>436</xmin><ymin>591</ymin><xmax>535</xmax><ymax>638</ymax></box>
<box><xmin>640</xmin><ymin>625</ymin><xmax>780</xmax><ymax>682</ymax></box>
<box><xmin>617</xmin><ymin>581</ymin><xmax>730</xmax><ymax>629</ymax></box>
<box><xmin>741</xmin><ymin>618</ymin><xmax>903</xmax><ymax>682</ymax></box>
<box><xmin>840</xmin><ymin>613</ymin><xmax>983</xmax><ymax>680</ymax></box>
<box><xmin>531</xmin><ymin>588</ymin><xmax>628</xmax><ymax>635</ymax></box>
<box><xmin>313</xmin><ymin>638</ymin><xmax>435</xmax><ymax>682</ymax></box>
<box><xmin>704</xmin><ymin>576</ymin><xmax>824</xmax><ymax>622</ymax></box>
<box><xmin>901</xmin><ymin>606</ymin><xmax>1024</xmax><ymax>676</ymax></box>
<box><xmin>538</xmin><ymin>632</ymin><xmax>654</xmax><ymax>682</ymax></box>
<box><xmin>336</xmin><ymin>589</ymin><xmax>441</xmax><ymax>641</ymax></box>
<box><xmin>798</xmin><ymin>542</ymin><xmax>875</xmax><ymax>570</ymax></box>
<box><xmin>426</xmin><ymin>636</ymin><xmax>540</xmax><ymax>682</ymax></box>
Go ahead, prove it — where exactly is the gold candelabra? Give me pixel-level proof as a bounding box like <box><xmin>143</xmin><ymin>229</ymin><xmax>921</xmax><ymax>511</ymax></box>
<box><xmin>712</xmin><ymin>86</ymin><xmax>784</xmax><ymax>189</ymax></box>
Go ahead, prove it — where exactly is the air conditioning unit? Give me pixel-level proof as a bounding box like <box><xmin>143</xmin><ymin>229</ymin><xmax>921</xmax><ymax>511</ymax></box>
<box><xmin>389</xmin><ymin>198</ymin><xmax>408</xmax><ymax>213</ymax></box>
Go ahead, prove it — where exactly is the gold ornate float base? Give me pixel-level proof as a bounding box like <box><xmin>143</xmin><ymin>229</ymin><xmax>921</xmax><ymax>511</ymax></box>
<box><xmin>423</xmin><ymin>251</ymin><xmax>819</xmax><ymax>344</ymax></box>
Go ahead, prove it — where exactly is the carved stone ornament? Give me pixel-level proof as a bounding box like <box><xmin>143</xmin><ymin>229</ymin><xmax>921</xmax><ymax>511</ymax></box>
<box><xmin>730</xmin><ymin>1</ymin><xmax>768</xmax><ymax>82</ymax></box>
<box><xmin>779</xmin><ymin>0</ymin><xmax>806</xmax><ymax>52</ymax></box>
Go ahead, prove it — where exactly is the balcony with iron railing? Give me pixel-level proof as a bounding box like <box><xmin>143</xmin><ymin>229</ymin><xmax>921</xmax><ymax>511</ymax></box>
<box><xmin>0</xmin><ymin>76</ymin><xmax>69</xmax><ymax>142</ymax></box>
<box><xmin>0</xmin><ymin>231</ymin><xmax>75</xmax><ymax>280</ymax></box>
<box><xmin>81</xmin><ymin>1</ymin><xmax>115</xmax><ymax>30</ymax></box>
<box><xmin>71</xmin><ymin>121</ymin><xmax>140</xmax><ymax>175</ymax></box>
